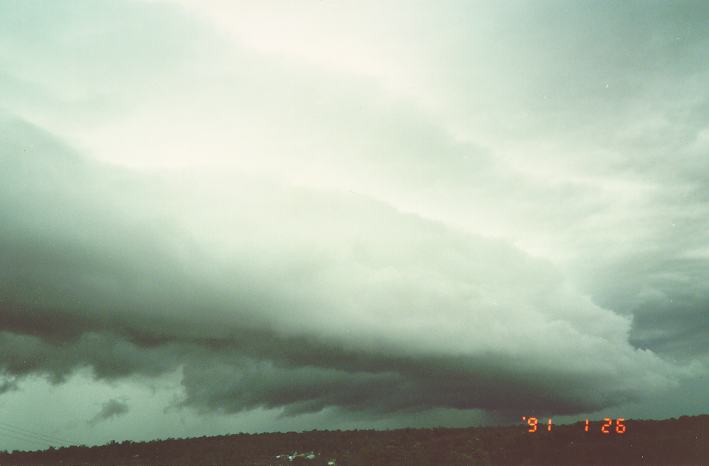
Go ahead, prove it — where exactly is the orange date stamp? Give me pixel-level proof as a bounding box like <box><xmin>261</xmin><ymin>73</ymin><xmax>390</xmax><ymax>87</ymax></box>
<box><xmin>522</xmin><ymin>416</ymin><xmax>627</xmax><ymax>434</ymax></box>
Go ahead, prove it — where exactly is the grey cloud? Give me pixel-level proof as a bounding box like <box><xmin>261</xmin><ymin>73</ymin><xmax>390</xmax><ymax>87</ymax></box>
<box><xmin>178</xmin><ymin>351</ymin><xmax>648</xmax><ymax>418</ymax></box>
<box><xmin>89</xmin><ymin>399</ymin><xmax>129</xmax><ymax>426</ymax></box>
<box><xmin>1</xmin><ymin>0</ymin><xmax>708</xmax><ymax>434</ymax></box>
<box><xmin>0</xmin><ymin>114</ymin><xmax>691</xmax><ymax>420</ymax></box>
<box><xmin>435</xmin><ymin>0</ymin><xmax>709</xmax><ymax>369</ymax></box>
<box><xmin>579</xmin><ymin>251</ymin><xmax>709</xmax><ymax>362</ymax></box>
<box><xmin>0</xmin><ymin>376</ymin><xmax>18</xmax><ymax>395</ymax></box>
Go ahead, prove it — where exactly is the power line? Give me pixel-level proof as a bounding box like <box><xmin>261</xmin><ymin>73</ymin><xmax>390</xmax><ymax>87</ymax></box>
<box><xmin>0</xmin><ymin>421</ymin><xmax>72</xmax><ymax>443</ymax></box>
<box><xmin>0</xmin><ymin>422</ymin><xmax>72</xmax><ymax>446</ymax></box>
<box><xmin>0</xmin><ymin>429</ymin><xmax>52</xmax><ymax>450</ymax></box>
<box><xmin>0</xmin><ymin>426</ymin><xmax>59</xmax><ymax>448</ymax></box>
<box><xmin>0</xmin><ymin>425</ymin><xmax>66</xmax><ymax>443</ymax></box>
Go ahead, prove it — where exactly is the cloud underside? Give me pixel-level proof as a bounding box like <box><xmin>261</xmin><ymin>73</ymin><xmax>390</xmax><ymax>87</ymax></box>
<box><xmin>0</xmin><ymin>116</ymin><xmax>692</xmax><ymax>418</ymax></box>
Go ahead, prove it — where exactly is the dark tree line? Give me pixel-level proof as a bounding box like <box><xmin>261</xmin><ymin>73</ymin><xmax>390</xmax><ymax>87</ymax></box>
<box><xmin>0</xmin><ymin>415</ymin><xmax>706</xmax><ymax>465</ymax></box>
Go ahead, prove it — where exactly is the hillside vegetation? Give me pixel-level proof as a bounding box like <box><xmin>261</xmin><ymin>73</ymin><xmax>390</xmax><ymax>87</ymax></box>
<box><xmin>0</xmin><ymin>415</ymin><xmax>707</xmax><ymax>465</ymax></box>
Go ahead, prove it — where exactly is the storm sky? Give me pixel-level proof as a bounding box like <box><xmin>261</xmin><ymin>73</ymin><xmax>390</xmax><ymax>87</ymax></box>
<box><xmin>1</xmin><ymin>0</ymin><xmax>708</xmax><ymax>451</ymax></box>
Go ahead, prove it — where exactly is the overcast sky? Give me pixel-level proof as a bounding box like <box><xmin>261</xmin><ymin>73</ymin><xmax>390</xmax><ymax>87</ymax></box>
<box><xmin>0</xmin><ymin>0</ymin><xmax>708</xmax><ymax>451</ymax></box>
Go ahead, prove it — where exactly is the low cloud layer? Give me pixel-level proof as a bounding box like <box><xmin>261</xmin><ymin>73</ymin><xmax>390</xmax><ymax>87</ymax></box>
<box><xmin>0</xmin><ymin>0</ymin><xmax>708</xmax><ymax>443</ymax></box>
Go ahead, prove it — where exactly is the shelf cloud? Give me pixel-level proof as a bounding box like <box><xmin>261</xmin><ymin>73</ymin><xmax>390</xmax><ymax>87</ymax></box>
<box><xmin>0</xmin><ymin>0</ymin><xmax>707</xmax><ymax>447</ymax></box>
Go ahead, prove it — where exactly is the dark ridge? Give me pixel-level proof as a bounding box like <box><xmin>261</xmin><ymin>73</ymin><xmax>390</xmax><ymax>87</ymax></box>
<box><xmin>0</xmin><ymin>414</ymin><xmax>707</xmax><ymax>465</ymax></box>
